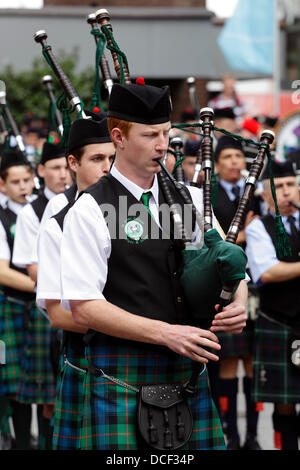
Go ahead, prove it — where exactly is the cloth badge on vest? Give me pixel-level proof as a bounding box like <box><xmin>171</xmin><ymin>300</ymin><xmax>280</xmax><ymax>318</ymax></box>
<box><xmin>123</xmin><ymin>216</ymin><xmax>148</xmax><ymax>245</ymax></box>
<box><xmin>0</xmin><ymin>149</ymin><xmax>31</xmax><ymax>173</ymax></box>
<box><xmin>39</xmin><ymin>142</ymin><xmax>66</xmax><ymax>165</ymax></box>
<box><xmin>68</xmin><ymin>113</ymin><xmax>111</xmax><ymax>154</ymax></box>
<box><xmin>108</xmin><ymin>81</ymin><xmax>172</xmax><ymax>125</ymax></box>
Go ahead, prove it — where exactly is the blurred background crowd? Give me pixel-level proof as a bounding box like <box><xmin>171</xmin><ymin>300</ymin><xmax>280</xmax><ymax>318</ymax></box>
<box><xmin>0</xmin><ymin>0</ymin><xmax>299</xmax><ymax>452</ymax></box>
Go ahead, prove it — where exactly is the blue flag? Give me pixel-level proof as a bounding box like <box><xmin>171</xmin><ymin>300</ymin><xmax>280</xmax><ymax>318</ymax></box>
<box><xmin>217</xmin><ymin>0</ymin><xmax>274</xmax><ymax>74</ymax></box>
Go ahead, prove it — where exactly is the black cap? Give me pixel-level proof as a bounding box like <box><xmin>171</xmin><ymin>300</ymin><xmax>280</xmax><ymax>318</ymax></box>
<box><xmin>181</xmin><ymin>108</ymin><xmax>197</xmax><ymax>122</ymax></box>
<box><xmin>84</xmin><ymin>109</ymin><xmax>106</xmax><ymax>121</ymax></box>
<box><xmin>108</xmin><ymin>82</ymin><xmax>172</xmax><ymax>125</ymax></box>
<box><xmin>215</xmin><ymin>135</ymin><xmax>244</xmax><ymax>161</ymax></box>
<box><xmin>40</xmin><ymin>142</ymin><xmax>66</xmax><ymax>165</ymax></box>
<box><xmin>214</xmin><ymin>107</ymin><xmax>236</xmax><ymax>120</ymax></box>
<box><xmin>262</xmin><ymin>159</ymin><xmax>296</xmax><ymax>180</ymax></box>
<box><xmin>256</xmin><ymin>115</ymin><xmax>279</xmax><ymax>128</ymax></box>
<box><xmin>0</xmin><ymin>150</ymin><xmax>31</xmax><ymax>173</ymax></box>
<box><xmin>184</xmin><ymin>139</ymin><xmax>202</xmax><ymax>157</ymax></box>
<box><xmin>287</xmin><ymin>149</ymin><xmax>300</xmax><ymax>170</ymax></box>
<box><xmin>68</xmin><ymin>114</ymin><xmax>112</xmax><ymax>154</ymax></box>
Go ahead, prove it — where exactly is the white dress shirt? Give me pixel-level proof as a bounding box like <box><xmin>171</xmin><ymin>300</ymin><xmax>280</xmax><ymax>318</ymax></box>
<box><xmin>36</xmin><ymin>189</ymin><xmax>78</xmax><ymax>308</ymax></box>
<box><xmin>12</xmin><ymin>187</ymin><xmax>57</xmax><ymax>268</ymax></box>
<box><xmin>0</xmin><ymin>199</ymin><xmax>26</xmax><ymax>261</ymax></box>
<box><xmin>30</xmin><ymin>190</ymin><xmax>77</xmax><ymax>266</ymax></box>
<box><xmin>60</xmin><ymin>165</ymin><xmax>221</xmax><ymax>307</ymax></box>
<box><xmin>219</xmin><ymin>177</ymin><xmax>245</xmax><ymax>201</ymax></box>
<box><xmin>245</xmin><ymin>211</ymin><xmax>300</xmax><ymax>284</ymax></box>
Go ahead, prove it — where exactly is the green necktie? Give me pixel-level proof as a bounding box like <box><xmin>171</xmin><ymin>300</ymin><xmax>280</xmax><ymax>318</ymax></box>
<box><xmin>141</xmin><ymin>191</ymin><xmax>153</xmax><ymax>218</ymax></box>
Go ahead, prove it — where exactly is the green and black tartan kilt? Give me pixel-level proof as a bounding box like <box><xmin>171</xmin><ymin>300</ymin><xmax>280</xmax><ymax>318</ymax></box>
<box><xmin>217</xmin><ymin>320</ymin><xmax>255</xmax><ymax>359</ymax></box>
<box><xmin>75</xmin><ymin>342</ymin><xmax>226</xmax><ymax>451</ymax></box>
<box><xmin>16</xmin><ymin>307</ymin><xmax>57</xmax><ymax>404</ymax></box>
<box><xmin>217</xmin><ymin>285</ymin><xmax>258</xmax><ymax>358</ymax></box>
<box><xmin>52</xmin><ymin>344</ymin><xmax>89</xmax><ymax>450</ymax></box>
<box><xmin>0</xmin><ymin>297</ymin><xmax>27</xmax><ymax>397</ymax></box>
<box><xmin>252</xmin><ymin>312</ymin><xmax>300</xmax><ymax>404</ymax></box>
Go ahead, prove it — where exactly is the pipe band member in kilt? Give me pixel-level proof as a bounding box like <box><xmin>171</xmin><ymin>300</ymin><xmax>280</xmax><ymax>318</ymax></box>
<box><xmin>246</xmin><ymin>160</ymin><xmax>300</xmax><ymax>451</ymax></box>
<box><xmin>11</xmin><ymin>142</ymin><xmax>68</xmax><ymax>449</ymax></box>
<box><xmin>60</xmin><ymin>81</ymin><xmax>248</xmax><ymax>450</ymax></box>
<box><xmin>36</xmin><ymin>112</ymin><xmax>115</xmax><ymax>450</ymax></box>
<box><xmin>0</xmin><ymin>150</ymin><xmax>36</xmax><ymax>450</ymax></box>
<box><xmin>212</xmin><ymin>136</ymin><xmax>262</xmax><ymax>450</ymax></box>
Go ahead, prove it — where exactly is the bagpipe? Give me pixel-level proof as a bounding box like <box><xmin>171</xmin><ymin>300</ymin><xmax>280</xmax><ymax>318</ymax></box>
<box><xmin>82</xmin><ymin>9</ymin><xmax>278</xmax><ymax>352</ymax></box>
<box><xmin>42</xmin><ymin>74</ymin><xmax>64</xmax><ymax>138</ymax></box>
<box><xmin>0</xmin><ymin>80</ymin><xmax>41</xmax><ymax>192</ymax></box>
<box><xmin>0</xmin><ymin>80</ymin><xmax>26</xmax><ymax>154</ymax></box>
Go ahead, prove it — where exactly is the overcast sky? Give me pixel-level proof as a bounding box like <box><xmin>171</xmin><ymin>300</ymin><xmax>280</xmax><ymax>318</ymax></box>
<box><xmin>0</xmin><ymin>0</ymin><xmax>239</xmax><ymax>14</ymax></box>
<box><xmin>206</xmin><ymin>0</ymin><xmax>238</xmax><ymax>17</ymax></box>
<box><xmin>0</xmin><ymin>0</ymin><xmax>43</xmax><ymax>7</ymax></box>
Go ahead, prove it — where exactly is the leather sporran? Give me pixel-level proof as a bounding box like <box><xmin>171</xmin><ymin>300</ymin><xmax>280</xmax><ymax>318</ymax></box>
<box><xmin>136</xmin><ymin>383</ymin><xmax>193</xmax><ymax>450</ymax></box>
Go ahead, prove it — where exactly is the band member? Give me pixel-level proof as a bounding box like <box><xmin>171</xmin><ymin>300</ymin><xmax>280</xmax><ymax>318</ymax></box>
<box><xmin>0</xmin><ymin>150</ymin><xmax>36</xmax><ymax>449</ymax></box>
<box><xmin>10</xmin><ymin>142</ymin><xmax>67</xmax><ymax>449</ymax></box>
<box><xmin>208</xmin><ymin>74</ymin><xmax>247</xmax><ymax>120</ymax></box>
<box><xmin>213</xmin><ymin>108</ymin><xmax>238</xmax><ymax>141</ymax></box>
<box><xmin>59</xmin><ymin>81</ymin><xmax>247</xmax><ymax>450</ymax></box>
<box><xmin>13</xmin><ymin>141</ymin><xmax>68</xmax><ymax>281</ymax></box>
<box><xmin>213</xmin><ymin>135</ymin><xmax>262</xmax><ymax>450</ymax></box>
<box><xmin>36</xmin><ymin>112</ymin><xmax>115</xmax><ymax>450</ymax></box>
<box><xmin>246</xmin><ymin>160</ymin><xmax>300</xmax><ymax>450</ymax></box>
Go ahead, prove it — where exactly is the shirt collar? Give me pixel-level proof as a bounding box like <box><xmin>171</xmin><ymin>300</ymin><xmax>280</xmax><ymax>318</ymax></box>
<box><xmin>44</xmin><ymin>186</ymin><xmax>58</xmax><ymax>201</ymax></box>
<box><xmin>219</xmin><ymin>177</ymin><xmax>244</xmax><ymax>200</ymax></box>
<box><xmin>110</xmin><ymin>165</ymin><xmax>159</xmax><ymax>205</ymax></box>
<box><xmin>281</xmin><ymin>211</ymin><xmax>299</xmax><ymax>224</ymax></box>
<box><xmin>7</xmin><ymin>199</ymin><xmax>26</xmax><ymax>215</ymax></box>
<box><xmin>219</xmin><ymin>177</ymin><xmax>244</xmax><ymax>191</ymax></box>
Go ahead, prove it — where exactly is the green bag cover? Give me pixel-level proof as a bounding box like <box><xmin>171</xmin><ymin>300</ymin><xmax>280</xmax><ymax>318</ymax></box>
<box><xmin>180</xmin><ymin>229</ymin><xmax>247</xmax><ymax>324</ymax></box>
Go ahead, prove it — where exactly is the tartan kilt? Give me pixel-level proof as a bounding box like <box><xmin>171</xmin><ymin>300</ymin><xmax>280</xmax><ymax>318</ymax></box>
<box><xmin>0</xmin><ymin>297</ymin><xmax>27</xmax><ymax>397</ymax></box>
<box><xmin>79</xmin><ymin>342</ymin><xmax>225</xmax><ymax>451</ymax></box>
<box><xmin>52</xmin><ymin>344</ymin><xmax>89</xmax><ymax>450</ymax></box>
<box><xmin>217</xmin><ymin>320</ymin><xmax>255</xmax><ymax>358</ymax></box>
<box><xmin>16</xmin><ymin>307</ymin><xmax>56</xmax><ymax>404</ymax></box>
<box><xmin>252</xmin><ymin>312</ymin><xmax>300</xmax><ymax>404</ymax></box>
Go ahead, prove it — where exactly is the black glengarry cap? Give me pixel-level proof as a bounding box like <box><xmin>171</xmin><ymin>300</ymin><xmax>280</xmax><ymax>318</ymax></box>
<box><xmin>68</xmin><ymin>113</ymin><xmax>111</xmax><ymax>154</ymax></box>
<box><xmin>108</xmin><ymin>82</ymin><xmax>172</xmax><ymax>125</ymax></box>
<box><xmin>40</xmin><ymin>142</ymin><xmax>66</xmax><ymax>165</ymax></box>
<box><xmin>262</xmin><ymin>159</ymin><xmax>296</xmax><ymax>180</ymax></box>
<box><xmin>215</xmin><ymin>135</ymin><xmax>244</xmax><ymax>161</ymax></box>
<box><xmin>0</xmin><ymin>150</ymin><xmax>31</xmax><ymax>173</ymax></box>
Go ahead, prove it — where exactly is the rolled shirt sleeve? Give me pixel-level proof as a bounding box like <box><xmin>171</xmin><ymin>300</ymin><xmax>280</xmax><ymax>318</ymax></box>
<box><xmin>0</xmin><ymin>221</ymin><xmax>10</xmax><ymax>261</ymax></box>
<box><xmin>245</xmin><ymin>218</ymin><xmax>280</xmax><ymax>284</ymax></box>
<box><xmin>36</xmin><ymin>217</ymin><xmax>64</xmax><ymax>308</ymax></box>
<box><xmin>61</xmin><ymin>194</ymin><xmax>111</xmax><ymax>303</ymax></box>
<box><xmin>12</xmin><ymin>204</ymin><xmax>39</xmax><ymax>268</ymax></box>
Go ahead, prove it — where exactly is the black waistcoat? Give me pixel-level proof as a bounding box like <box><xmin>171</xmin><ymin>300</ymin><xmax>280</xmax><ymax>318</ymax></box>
<box><xmin>85</xmin><ymin>174</ymin><xmax>196</xmax><ymax>352</ymax></box>
<box><xmin>214</xmin><ymin>182</ymin><xmax>261</xmax><ymax>236</ymax></box>
<box><xmin>31</xmin><ymin>193</ymin><xmax>49</xmax><ymax>222</ymax></box>
<box><xmin>0</xmin><ymin>206</ymin><xmax>35</xmax><ymax>301</ymax></box>
<box><xmin>258</xmin><ymin>214</ymin><xmax>300</xmax><ymax>328</ymax></box>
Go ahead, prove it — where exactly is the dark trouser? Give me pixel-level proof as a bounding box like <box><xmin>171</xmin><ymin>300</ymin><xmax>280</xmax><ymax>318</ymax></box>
<box><xmin>11</xmin><ymin>400</ymin><xmax>32</xmax><ymax>450</ymax></box>
<box><xmin>243</xmin><ymin>376</ymin><xmax>259</xmax><ymax>437</ymax></box>
<box><xmin>273</xmin><ymin>409</ymin><xmax>298</xmax><ymax>450</ymax></box>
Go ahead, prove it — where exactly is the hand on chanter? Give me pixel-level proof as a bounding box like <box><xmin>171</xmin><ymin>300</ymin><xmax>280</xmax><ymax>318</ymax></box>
<box><xmin>210</xmin><ymin>300</ymin><xmax>247</xmax><ymax>334</ymax></box>
<box><xmin>162</xmin><ymin>324</ymin><xmax>221</xmax><ymax>363</ymax></box>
